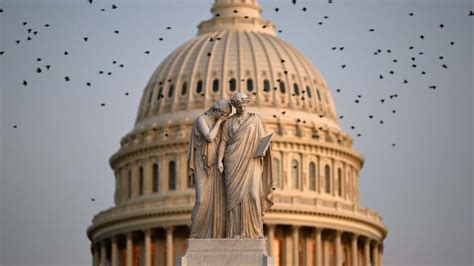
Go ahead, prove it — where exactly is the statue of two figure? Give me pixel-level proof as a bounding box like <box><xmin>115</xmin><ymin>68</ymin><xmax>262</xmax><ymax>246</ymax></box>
<box><xmin>187</xmin><ymin>92</ymin><xmax>276</xmax><ymax>239</ymax></box>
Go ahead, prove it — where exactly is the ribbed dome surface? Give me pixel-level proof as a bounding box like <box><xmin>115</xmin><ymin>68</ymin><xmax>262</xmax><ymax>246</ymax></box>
<box><xmin>135</xmin><ymin>4</ymin><xmax>337</xmax><ymax>125</ymax></box>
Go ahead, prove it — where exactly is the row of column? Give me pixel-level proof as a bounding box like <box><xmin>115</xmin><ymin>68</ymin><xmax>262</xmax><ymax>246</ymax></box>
<box><xmin>266</xmin><ymin>225</ymin><xmax>383</xmax><ymax>266</ymax></box>
<box><xmin>93</xmin><ymin>225</ymin><xmax>382</xmax><ymax>266</ymax></box>
<box><xmin>92</xmin><ymin>226</ymin><xmax>175</xmax><ymax>266</ymax></box>
<box><xmin>115</xmin><ymin>153</ymin><xmax>188</xmax><ymax>205</ymax></box>
<box><xmin>272</xmin><ymin>153</ymin><xmax>359</xmax><ymax>204</ymax></box>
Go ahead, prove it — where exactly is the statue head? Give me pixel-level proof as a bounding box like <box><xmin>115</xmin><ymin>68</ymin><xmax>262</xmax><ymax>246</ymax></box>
<box><xmin>230</xmin><ymin>92</ymin><xmax>250</xmax><ymax>114</ymax></box>
<box><xmin>207</xmin><ymin>99</ymin><xmax>232</xmax><ymax>119</ymax></box>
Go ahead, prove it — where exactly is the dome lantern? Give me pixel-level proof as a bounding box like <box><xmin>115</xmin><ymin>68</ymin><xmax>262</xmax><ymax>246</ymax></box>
<box><xmin>198</xmin><ymin>0</ymin><xmax>276</xmax><ymax>36</ymax></box>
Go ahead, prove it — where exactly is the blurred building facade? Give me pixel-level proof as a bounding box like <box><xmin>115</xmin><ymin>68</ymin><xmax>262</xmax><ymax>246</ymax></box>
<box><xmin>87</xmin><ymin>0</ymin><xmax>387</xmax><ymax>265</ymax></box>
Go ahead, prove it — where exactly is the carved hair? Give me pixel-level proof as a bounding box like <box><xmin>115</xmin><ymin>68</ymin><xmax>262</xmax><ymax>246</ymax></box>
<box><xmin>206</xmin><ymin>99</ymin><xmax>231</xmax><ymax>116</ymax></box>
<box><xmin>230</xmin><ymin>92</ymin><xmax>250</xmax><ymax>107</ymax></box>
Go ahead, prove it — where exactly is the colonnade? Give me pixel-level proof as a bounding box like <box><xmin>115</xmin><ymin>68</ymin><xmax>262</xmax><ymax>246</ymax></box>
<box><xmin>91</xmin><ymin>226</ymin><xmax>176</xmax><ymax>266</ymax></box>
<box><xmin>266</xmin><ymin>224</ymin><xmax>383</xmax><ymax>266</ymax></box>
<box><xmin>91</xmin><ymin>224</ymin><xmax>383</xmax><ymax>266</ymax></box>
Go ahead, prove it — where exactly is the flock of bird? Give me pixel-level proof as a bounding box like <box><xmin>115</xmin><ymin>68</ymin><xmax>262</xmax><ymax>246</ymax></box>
<box><xmin>2</xmin><ymin>1</ymin><xmax>472</xmax><ymax>153</ymax></box>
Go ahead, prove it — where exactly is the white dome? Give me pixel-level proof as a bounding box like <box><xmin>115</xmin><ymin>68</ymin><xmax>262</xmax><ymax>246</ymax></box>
<box><xmin>135</xmin><ymin>0</ymin><xmax>338</xmax><ymax>126</ymax></box>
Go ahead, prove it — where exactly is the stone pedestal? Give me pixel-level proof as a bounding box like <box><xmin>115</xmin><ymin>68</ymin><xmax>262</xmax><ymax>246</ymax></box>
<box><xmin>177</xmin><ymin>238</ymin><xmax>274</xmax><ymax>266</ymax></box>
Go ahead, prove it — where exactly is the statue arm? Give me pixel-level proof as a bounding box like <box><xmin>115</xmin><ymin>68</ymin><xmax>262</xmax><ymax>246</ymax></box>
<box><xmin>196</xmin><ymin>116</ymin><xmax>223</xmax><ymax>142</ymax></box>
<box><xmin>217</xmin><ymin>121</ymin><xmax>229</xmax><ymax>173</ymax></box>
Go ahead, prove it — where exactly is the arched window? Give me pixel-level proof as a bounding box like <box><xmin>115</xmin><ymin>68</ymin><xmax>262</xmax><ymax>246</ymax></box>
<box><xmin>293</xmin><ymin>83</ymin><xmax>300</xmax><ymax>96</ymax></box>
<box><xmin>263</xmin><ymin>80</ymin><xmax>271</xmax><ymax>92</ymax></box>
<box><xmin>279</xmin><ymin>81</ymin><xmax>286</xmax><ymax>94</ymax></box>
<box><xmin>324</xmin><ymin>165</ymin><xmax>331</xmax><ymax>194</ymax></box>
<box><xmin>309</xmin><ymin>162</ymin><xmax>317</xmax><ymax>191</ymax></box>
<box><xmin>139</xmin><ymin>166</ymin><xmax>144</xmax><ymax>195</ymax></box>
<box><xmin>148</xmin><ymin>89</ymin><xmax>154</xmax><ymax>103</ymax></box>
<box><xmin>157</xmin><ymin>87</ymin><xmax>163</xmax><ymax>100</ymax></box>
<box><xmin>348</xmin><ymin>171</ymin><xmax>352</xmax><ymax>200</ymax></box>
<box><xmin>168</xmin><ymin>161</ymin><xmax>176</xmax><ymax>190</ymax></box>
<box><xmin>128</xmin><ymin>169</ymin><xmax>132</xmax><ymax>198</ymax></box>
<box><xmin>273</xmin><ymin>158</ymin><xmax>281</xmax><ymax>188</ymax></box>
<box><xmin>152</xmin><ymin>163</ymin><xmax>159</xmax><ymax>193</ymax></box>
<box><xmin>168</xmin><ymin>84</ymin><xmax>174</xmax><ymax>98</ymax></box>
<box><xmin>212</xmin><ymin>79</ymin><xmax>219</xmax><ymax>92</ymax></box>
<box><xmin>291</xmin><ymin>160</ymin><xmax>299</xmax><ymax>189</ymax></box>
<box><xmin>196</xmin><ymin>80</ymin><xmax>203</xmax><ymax>94</ymax></box>
<box><xmin>247</xmin><ymin>79</ymin><xmax>254</xmax><ymax>92</ymax></box>
<box><xmin>337</xmin><ymin>168</ymin><xmax>342</xmax><ymax>197</ymax></box>
<box><xmin>306</xmin><ymin>86</ymin><xmax>312</xmax><ymax>98</ymax></box>
<box><xmin>181</xmin><ymin>82</ymin><xmax>188</xmax><ymax>95</ymax></box>
<box><xmin>316</xmin><ymin>89</ymin><xmax>322</xmax><ymax>101</ymax></box>
<box><xmin>229</xmin><ymin>78</ymin><xmax>237</xmax><ymax>92</ymax></box>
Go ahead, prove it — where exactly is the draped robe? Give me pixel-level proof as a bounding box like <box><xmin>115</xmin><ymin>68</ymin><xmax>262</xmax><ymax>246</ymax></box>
<box><xmin>187</xmin><ymin>115</ymin><xmax>226</xmax><ymax>238</ymax></box>
<box><xmin>221</xmin><ymin>113</ymin><xmax>275</xmax><ymax>238</ymax></box>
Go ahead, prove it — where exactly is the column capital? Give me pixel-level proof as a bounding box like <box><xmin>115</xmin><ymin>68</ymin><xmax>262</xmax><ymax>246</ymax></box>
<box><xmin>363</xmin><ymin>236</ymin><xmax>372</xmax><ymax>244</ymax></box>
<box><xmin>164</xmin><ymin>225</ymin><xmax>174</xmax><ymax>232</ymax></box>
<box><xmin>314</xmin><ymin>227</ymin><xmax>323</xmax><ymax>234</ymax></box>
<box><xmin>351</xmin><ymin>233</ymin><xmax>360</xmax><ymax>240</ymax></box>
<box><xmin>266</xmin><ymin>223</ymin><xmax>276</xmax><ymax>230</ymax></box>
<box><xmin>334</xmin><ymin>230</ymin><xmax>343</xmax><ymax>237</ymax></box>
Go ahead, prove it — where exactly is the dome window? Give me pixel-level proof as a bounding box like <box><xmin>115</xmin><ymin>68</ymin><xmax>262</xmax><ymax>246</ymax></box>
<box><xmin>168</xmin><ymin>84</ymin><xmax>174</xmax><ymax>98</ymax></box>
<box><xmin>212</xmin><ymin>79</ymin><xmax>220</xmax><ymax>92</ymax></box>
<box><xmin>316</xmin><ymin>89</ymin><xmax>322</xmax><ymax>101</ymax></box>
<box><xmin>273</xmin><ymin>158</ymin><xmax>281</xmax><ymax>188</ymax></box>
<box><xmin>337</xmin><ymin>168</ymin><xmax>342</xmax><ymax>197</ymax></box>
<box><xmin>168</xmin><ymin>161</ymin><xmax>176</xmax><ymax>190</ymax></box>
<box><xmin>196</xmin><ymin>80</ymin><xmax>203</xmax><ymax>94</ymax></box>
<box><xmin>279</xmin><ymin>81</ymin><xmax>286</xmax><ymax>94</ymax></box>
<box><xmin>152</xmin><ymin>163</ymin><xmax>159</xmax><ymax>193</ymax></box>
<box><xmin>306</xmin><ymin>86</ymin><xmax>312</xmax><ymax>98</ymax></box>
<box><xmin>139</xmin><ymin>166</ymin><xmax>144</xmax><ymax>195</ymax></box>
<box><xmin>157</xmin><ymin>87</ymin><xmax>163</xmax><ymax>100</ymax></box>
<box><xmin>293</xmin><ymin>83</ymin><xmax>300</xmax><ymax>96</ymax></box>
<box><xmin>148</xmin><ymin>90</ymin><xmax>154</xmax><ymax>104</ymax></box>
<box><xmin>181</xmin><ymin>82</ymin><xmax>188</xmax><ymax>96</ymax></box>
<box><xmin>263</xmin><ymin>80</ymin><xmax>271</xmax><ymax>92</ymax></box>
<box><xmin>247</xmin><ymin>79</ymin><xmax>254</xmax><ymax>92</ymax></box>
<box><xmin>309</xmin><ymin>162</ymin><xmax>317</xmax><ymax>191</ymax></box>
<box><xmin>229</xmin><ymin>78</ymin><xmax>237</xmax><ymax>92</ymax></box>
<box><xmin>127</xmin><ymin>169</ymin><xmax>132</xmax><ymax>198</ymax></box>
<box><xmin>324</xmin><ymin>164</ymin><xmax>331</xmax><ymax>193</ymax></box>
<box><xmin>291</xmin><ymin>160</ymin><xmax>299</xmax><ymax>189</ymax></box>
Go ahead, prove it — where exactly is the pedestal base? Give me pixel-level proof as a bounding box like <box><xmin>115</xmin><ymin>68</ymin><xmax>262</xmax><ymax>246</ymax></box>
<box><xmin>177</xmin><ymin>238</ymin><xmax>274</xmax><ymax>266</ymax></box>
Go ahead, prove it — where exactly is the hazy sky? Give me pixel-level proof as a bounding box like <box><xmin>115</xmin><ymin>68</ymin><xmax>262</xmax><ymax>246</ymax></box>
<box><xmin>1</xmin><ymin>0</ymin><xmax>472</xmax><ymax>265</ymax></box>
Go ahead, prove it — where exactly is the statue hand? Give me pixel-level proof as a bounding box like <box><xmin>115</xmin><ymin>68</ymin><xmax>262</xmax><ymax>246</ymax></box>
<box><xmin>218</xmin><ymin>161</ymin><xmax>224</xmax><ymax>173</ymax></box>
<box><xmin>218</xmin><ymin>115</ymin><xmax>228</xmax><ymax>123</ymax></box>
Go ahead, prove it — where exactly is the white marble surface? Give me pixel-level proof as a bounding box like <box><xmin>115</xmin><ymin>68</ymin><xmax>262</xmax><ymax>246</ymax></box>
<box><xmin>178</xmin><ymin>238</ymin><xmax>274</xmax><ymax>266</ymax></box>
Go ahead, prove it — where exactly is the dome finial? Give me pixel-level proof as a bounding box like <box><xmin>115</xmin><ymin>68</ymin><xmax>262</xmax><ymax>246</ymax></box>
<box><xmin>212</xmin><ymin>0</ymin><xmax>261</xmax><ymax>17</ymax></box>
<box><xmin>197</xmin><ymin>0</ymin><xmax>276</xmax><ymax>36</ymax></box>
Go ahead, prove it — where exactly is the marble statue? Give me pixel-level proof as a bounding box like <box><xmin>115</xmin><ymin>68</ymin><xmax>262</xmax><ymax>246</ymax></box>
<box><xmin>217</xmin><ymin>92</ymin><xmax>276</xmax><ymax>239</ymax></box>
<box><xmin>188</xmin><ymin>99</ymin><xmax>232</xmax><ymax>238</ymax></box>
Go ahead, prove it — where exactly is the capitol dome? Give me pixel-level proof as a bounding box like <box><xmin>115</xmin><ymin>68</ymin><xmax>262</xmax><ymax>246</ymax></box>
<box><xmin>87</xmin><ymin>0</ymin><xmax>387</xmax><ymax>265</ymax></box>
